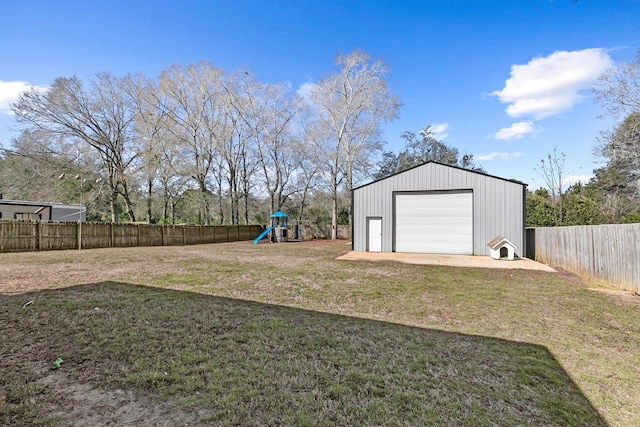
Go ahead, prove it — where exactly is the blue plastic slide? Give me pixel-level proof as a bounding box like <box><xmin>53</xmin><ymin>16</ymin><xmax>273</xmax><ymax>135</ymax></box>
<box><xmin>253</xmin><ymin>226</ymin><xmax>274</xmax><ymax>245</ymax></box>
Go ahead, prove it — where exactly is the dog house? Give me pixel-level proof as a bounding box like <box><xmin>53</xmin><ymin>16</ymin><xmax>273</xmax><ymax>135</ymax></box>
<box><xmin>487</xmin><ymin>235</ymin><xmax>517</xmax><ymax>260</ymax></box>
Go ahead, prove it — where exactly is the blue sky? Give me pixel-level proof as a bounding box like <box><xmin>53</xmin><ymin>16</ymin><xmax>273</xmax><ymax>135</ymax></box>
<box><xmin>1</xmin><ymin>0</ymin><xmax>639</xmax><ymax>188</ymax></box>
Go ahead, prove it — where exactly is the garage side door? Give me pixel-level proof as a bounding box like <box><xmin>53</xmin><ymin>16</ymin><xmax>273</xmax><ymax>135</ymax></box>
<box><xmin>394</xmin><ymin>191</ymin><xmax>473</xmax><ymax>254</ymax></box>
<box><xmin>367</xmin><ymin>217</ymin><xmax>382</xmax><ymax>252</ymax></box>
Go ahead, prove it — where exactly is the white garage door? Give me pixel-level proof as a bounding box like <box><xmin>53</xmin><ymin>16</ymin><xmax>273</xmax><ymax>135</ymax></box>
<box><xmin>395</xmin><ymin>191</ymin><xmax>473</xmax><ymax>254</ymax></box>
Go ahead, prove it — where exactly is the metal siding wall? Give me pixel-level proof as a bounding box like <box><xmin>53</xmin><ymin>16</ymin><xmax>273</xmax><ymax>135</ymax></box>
<box><xmin>353</xmin><ymin>189</ymin><xmax>365</xmax><ymax>250</ymax></box>
<box><xmin>353</xmin><ymin>163</ymin><xmax>525</xmax><ymax>255</ymax></box>
<box><xmin>474</xmin><ymin>175</ymin><xmax>521</xmax><ymax>256</ymax></box>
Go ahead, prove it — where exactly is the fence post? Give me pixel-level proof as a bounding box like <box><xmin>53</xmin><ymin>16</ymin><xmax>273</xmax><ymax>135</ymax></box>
<box><xmin>37</xmin><ymin>221</ymin><xmax>42</xmax><ymax>251</ymax></box>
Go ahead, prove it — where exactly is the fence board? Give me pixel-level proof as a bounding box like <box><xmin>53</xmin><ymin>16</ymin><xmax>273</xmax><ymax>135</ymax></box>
<box><xmin>0</xmin><ymin>222</ymin><xmax>37</xmax><ymax>251</ymax></box>
<box><xmin>214</xmin><ymin>226</ymin><xmax>228</xmax><ymax>243</ymax></box>
<box><xmin>163</xmin><ymin>226</ymin><xmax>184</xmax><ymax>246</ymax></box>
<box><xmin>534</xmin><ymin>224</ymin><xmax>640</xmax><ymax>293</ymax></box>
<box><xmin>201</xmin><ymin>226</ymin><xmax>216</xmax><ymax>243</ymax></box>
<box><xmin>112</xmin><ymin>224</ymin><xmax>139</xmax><ymax>247</ymax></box>
<box><xmin>138</xmin><ymin>224</ymin><xmax>163</xmax><ymax>246</ymax></box>
<box><xmin>228</xmin><ymin>226</ymin><xmax>239</xmax><ymax>242</ymax></box>
<box><xmin>0</xmin><ymin>221</ymin><xmax>264</xmax><ymax>253</ymax></box>
<box><xmin>40</xmin><ymin>222</ymin><xmax>77</xmax><ymax>250</ymax></box>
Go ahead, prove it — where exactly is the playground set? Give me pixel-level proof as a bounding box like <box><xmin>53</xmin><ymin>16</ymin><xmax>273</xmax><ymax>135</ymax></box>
<box><xmin>252</xmin><ymin>211</ymin><xmax>317</xmax><ymax>244</ymax></box>
<box><xmin>253</xmin><ymin>211</ymin><xmax>289</xmax><ymax>245</ymax></box>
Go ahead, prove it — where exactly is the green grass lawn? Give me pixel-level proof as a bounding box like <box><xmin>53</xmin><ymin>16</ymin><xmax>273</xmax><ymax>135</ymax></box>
<box><xmin>1</xmin><ymin>240</ymin><xmax>639</xmax><ymax>426</ymax></box>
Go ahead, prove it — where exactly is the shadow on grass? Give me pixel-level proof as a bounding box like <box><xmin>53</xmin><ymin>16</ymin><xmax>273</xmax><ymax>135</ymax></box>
<box><xmin>1</xmin><ymin>281</ymin><xmax>608</xmax><ymax>427</ymax></box>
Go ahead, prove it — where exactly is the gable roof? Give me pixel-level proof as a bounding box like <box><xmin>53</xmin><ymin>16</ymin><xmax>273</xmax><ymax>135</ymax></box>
<box><xmin>487</xmin><ymin>235</ymin><xmax>517</xmax><ymax>250</ymax></box>
<box><xmin>353</xmin><ymin>160</ymin><xmax>528</xmax><ymax>192</ymax></box>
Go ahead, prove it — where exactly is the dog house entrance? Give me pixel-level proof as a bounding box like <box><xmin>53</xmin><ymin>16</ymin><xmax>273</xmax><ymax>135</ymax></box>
<box><xmin>499</xmin><ymin>247</ymin><xmax>509</xmax><ymax>259</ymax></box>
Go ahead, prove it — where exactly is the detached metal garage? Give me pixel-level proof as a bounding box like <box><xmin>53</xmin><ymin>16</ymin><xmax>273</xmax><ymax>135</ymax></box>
<box><xmin>352</xmin><ymin>162</ymin><xmax>527</xmax><ymax>256</ymax></box>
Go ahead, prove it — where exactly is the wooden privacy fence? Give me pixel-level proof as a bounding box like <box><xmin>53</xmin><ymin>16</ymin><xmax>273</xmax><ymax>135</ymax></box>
<box><xmin>533</xmin><ymin>224</ymin><xmax>640</xmax><ymax>293</ymax></box>
<box><xmin>0</xmin><ymin>221</ymin><xmax>264</xmax><ymax>253</ymax></box>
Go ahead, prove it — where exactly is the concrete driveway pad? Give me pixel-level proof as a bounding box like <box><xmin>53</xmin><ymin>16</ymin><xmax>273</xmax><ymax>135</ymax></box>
<box><xmin>337</xmin><ymin>251</ymin><xmax>556</xmax><ymax>272</ymax></box>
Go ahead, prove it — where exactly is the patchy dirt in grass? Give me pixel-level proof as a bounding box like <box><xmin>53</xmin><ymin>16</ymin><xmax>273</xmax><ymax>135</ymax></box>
<box><xmin>1</xmin><ymin>249</ymin><xmax>186</xmax><ymax>294</ymax></box>
<box><xmin>548</xmin><ymin>266</ymin><xmax>640</xmax><ymax>306</ymax></box>
<box><xmin>588</xmin><ymin>287</ymin><xmax>640</xmax><ymax>306</ymax></box>
<box><xmin>38</xmin><ymin>371</ymin><xmax>202</xmax><ymax>426</ymax></box>
<box><xmin>545</xmin><ymin>265</ymin><xmax>640</xmax><ymax>306</ymax></box>
<box><xmin>552</xmin><ymin>266</ymin><xmax>584</xmax><ymax>284</ymax></box>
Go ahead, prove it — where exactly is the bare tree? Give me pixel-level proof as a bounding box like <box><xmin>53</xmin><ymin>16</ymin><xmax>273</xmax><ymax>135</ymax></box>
<box><xmin>293</xmin><ymin>107</ymin><xmax>321</xmax><ymax>221</ymax></box>
<box><xmin>224</xmin><ymin>113</ymin><xmax>254</xmax><ymax>224</ymax></box>
<box><xmin>4</xmin><ymin>54</ymin><xmax>404</xmax><ymax>227</ymax></box>
<box><xmin>592</xmin><ymin>52</ymin><xmax>640</xmax><ymax>192</ymax></box>
<box><xmin>592</xmin><ymin>50</ymin><xmax>640</xmax><ymax>219</ymax></box>
<box><xmin>158</xmin><ymin>61</ymin><xmax>226</xmax><ymax>224</ymax></box>
<box><xmin>237</xmin><ymin>122</ymin><xmax>258</xmax><ymax>225</ymax></box>
<box><xmin>592</xmin><ymin>50</ymin><xmax>640</xmax><ymax>118</ymax></box>
<box><xmin>12</xmin><ymin>74</ymin><xmax>139</xmax><ymax>222</ymax></box>
<box><xmin>124</xmin><ymin>74</ymin><xmax>171</xmax><ymax>223</ymax></box>
<box><xmin>535</xmin><ymin>148</ymin><xmax>567</xmax><ymax>224</ymax></box>
<box><xmin>211</xmin><ymin>73</ymin><xmax>256</xmax><ymax>224</ymax></box>
<box><xmin>226</xmin><ymin>72</ymin><xmax>301</xmax><ymax>215</ymax></box>
<box><xmin>309</xmin><ymin>50</ymin><xmax>401</xmax><ymax>238</ymax></box>
<box><xmin>600</xmin><ymin>113</ymin><xmax>640</xmax><ymax>176</ymax></box>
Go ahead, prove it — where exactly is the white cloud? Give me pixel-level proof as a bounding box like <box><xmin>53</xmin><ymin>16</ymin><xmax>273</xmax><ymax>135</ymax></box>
<box><xmin>476</xmin><ymin>152</ymin><xmax>522</xmax><ymax>161</ymax></box>
<box><xmin>430</xmin><ymin>122</ymin><xmax>449</xmax><ymax>140</ymax></box>
<box><xmin>492</xmin><ymin>48</ymin><xmax>613</xmax><ymax>119</ymax></box>
<box><xmin>563</xmin><ymin>175</ymin><xmax>593</xmax><ymax>187</ymax></box>
<box><xmin>494</xmin><ymin>121</ymin><xmax>535</xmax><ymax>140</ymax></box>
<box><xmin>0</xmin><ymin>80</ymin><xmax>48</xmax><ymax>114</ymax></box>
<box><xmin>296</xmin><ymin>81</ymin><xmax>316</xmax><ymax>104</ymax></box>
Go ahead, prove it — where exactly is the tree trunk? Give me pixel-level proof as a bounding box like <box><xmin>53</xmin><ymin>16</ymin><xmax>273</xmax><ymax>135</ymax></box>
<box><xmin>203</xmin><ymin>197</ymin><xmax>211</xmax><ymax>225</ymax></box>
<box><xmin>162</xmin><ymin>200</ymin><xmax>168</xmax><ymax>224</ymax></box>
<box><xmin>120</xmin><ymin>182</ymin><xmax>136</xmax><ymax>222</ymax></box>
<box><xmin>331</xmin><ymin>172</ymin><xmax>338</xmax><ymax>240</ymax></box>
<box><xmin>110</xmin><ymin>188</ymin><xmax>119</xmax><ymax>223</ymax></box>
<box><xmin>241</xmin><ymin>154</ymin><xmax>250</xmax><ymax>225</ymax></box>
<box><xmin>298</xmin><ymin>188</ymin><xmax>308</xmax><ymax>221</ymax></box>
<box><xmin>146</xmin><ymin>178</ymin><xmax>153</xmax><ymax>224</ymax></box>
<box><xmin>346</xmin><ymin>163</ymin><xmax>354</xmax><ymax>227</ymax></box>
<box><xmin>331</xmin><ymin>192</ymin><xmax>338</xmax><ymax>240</ymax></box>
<box><xmin>198</xmin><ymin>180</ymin><xmax>211</xmax><ymax>225</ymax></box>
<box><xmin>218</xmin><ymin>185</ymin><xmax>225</xmax><ymax>225</ymax></box>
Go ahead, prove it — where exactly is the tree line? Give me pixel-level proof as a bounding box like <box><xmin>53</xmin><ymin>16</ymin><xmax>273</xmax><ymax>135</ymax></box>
<box><xmin>0</xmin><ymin>50</ymin><xmax>401</xmax><ymax>237</ymax></box>
<box><xmin>2</xmin><ymin>49</ymin><xmax>638</xmax><ymax>232</ymax></box>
